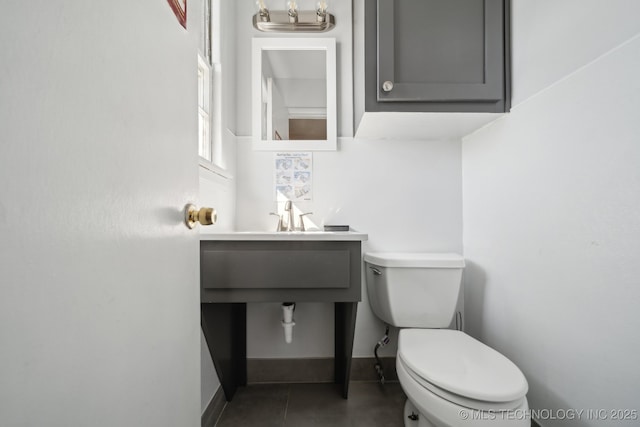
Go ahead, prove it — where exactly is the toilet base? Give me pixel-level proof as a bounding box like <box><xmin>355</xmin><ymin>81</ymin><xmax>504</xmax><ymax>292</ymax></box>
<box><xmin>403</xmin><ymin>397</ymin><xmax>531</xmax><ymax>427</ymax></box>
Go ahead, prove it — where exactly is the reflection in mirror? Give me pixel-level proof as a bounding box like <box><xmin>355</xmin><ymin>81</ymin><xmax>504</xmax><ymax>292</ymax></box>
<box><xmin>261</xmin><ymin>49</ymin><xmax>326</xmax><ymax>141</ymax></box>
<box><xmin>252</xmin><ymin>38</ymin><xmax>337</xmax><ymax>151</ymax></box>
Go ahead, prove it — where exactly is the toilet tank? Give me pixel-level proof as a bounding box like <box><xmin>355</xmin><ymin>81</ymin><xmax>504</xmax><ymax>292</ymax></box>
<box><xmin>364</xmin><ymin>253</ymin><xmax>465</xmax><ymax>328</ymax></box>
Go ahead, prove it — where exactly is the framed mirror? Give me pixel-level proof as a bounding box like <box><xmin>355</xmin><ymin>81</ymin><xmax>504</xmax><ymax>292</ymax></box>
<box><xmin>252</xmin><ymin>38</ymin><xmax>337</xmax><ymax>151</ymax></box>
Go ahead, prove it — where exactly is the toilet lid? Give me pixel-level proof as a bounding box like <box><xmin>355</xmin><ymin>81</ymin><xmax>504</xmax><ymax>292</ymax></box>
<box><xmin>398</xmin><ymin>329</ymin><xmax>528</xmax><ymax>403</ymax></box>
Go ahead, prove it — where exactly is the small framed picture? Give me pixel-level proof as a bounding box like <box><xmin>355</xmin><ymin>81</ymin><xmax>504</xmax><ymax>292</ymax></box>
<box><xmin>167</xmin><ymin>0</ymin><xmax>187</xmax><ymax>28</ymax></box>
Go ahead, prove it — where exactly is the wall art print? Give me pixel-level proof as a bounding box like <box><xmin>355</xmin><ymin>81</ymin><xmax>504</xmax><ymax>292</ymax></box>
<box><xmin>274</xmin><ymin>152</ymin><xmax>313</xmax><ymax>202</ymax></box>
<box><xmin>167</xmin><ymin>0</ymin><xmax>187</xmax><ymax>28</ymax></box>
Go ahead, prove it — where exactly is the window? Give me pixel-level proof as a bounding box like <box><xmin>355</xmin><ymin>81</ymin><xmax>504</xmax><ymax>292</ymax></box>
<box><xmin>198</xmin><ymin>0</ymin><xmax>225</xmax><ymax>174</ymax></box>
<box><xmin>198</xmin><ymin>55</ymin><xmax>212</xmax><ymax>162</ymax></box>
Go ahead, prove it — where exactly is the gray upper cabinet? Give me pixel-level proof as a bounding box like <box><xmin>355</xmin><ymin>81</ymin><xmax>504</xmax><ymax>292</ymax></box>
<box><xmin>365</xmin><ymin>0</ymin><xmax>511</xmax><ymax>113</ymax></box>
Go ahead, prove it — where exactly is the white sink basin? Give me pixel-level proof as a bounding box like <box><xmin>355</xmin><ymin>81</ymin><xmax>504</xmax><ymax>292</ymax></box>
<box><xmin>200</xmin><ymin>230</ymin><xmax>368</xmax><ymax>241</ymax></box>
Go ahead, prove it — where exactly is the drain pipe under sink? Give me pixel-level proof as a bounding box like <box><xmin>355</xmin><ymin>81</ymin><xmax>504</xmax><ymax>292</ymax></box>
<box><xmin>282</xmin><ymin>302</ymin><xmax>296</xmax><ymax>343</ymax></box>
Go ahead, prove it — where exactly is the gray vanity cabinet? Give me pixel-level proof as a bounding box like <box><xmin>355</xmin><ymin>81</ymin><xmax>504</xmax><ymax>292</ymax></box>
<box><xmin>365</xmin><ymin>0</ymin><xmax>511</xmax><ymax>113</ymax></box>
<box><xmin>200</xmin><ymin>238</ymin><xmax>363</xmax><ymax>402</ymax></box>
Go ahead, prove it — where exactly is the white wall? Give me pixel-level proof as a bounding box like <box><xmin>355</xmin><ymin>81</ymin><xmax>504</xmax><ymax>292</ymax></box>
<box><xmin>462</xmin><ymin>6</ymin><xmax>640</xmax><ymax>426</ymax></box>
<box><xmin>511</xmin><ymin>0</ymin><xmax>640</xmax><ymax>106</ymax></box>
<box><xmin>197</xmin><ymin>0</ymin><xmax>238</xmax><ymax>413</ymax></box>
<box><xmin>236</xmin><ymin>137</ymin><xmax>463</xmax><ymax>358</ymax></box>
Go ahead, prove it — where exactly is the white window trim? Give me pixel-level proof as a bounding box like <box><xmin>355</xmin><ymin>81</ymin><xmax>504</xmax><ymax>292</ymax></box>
<box><xmin>198</xmin><ymin>54</ymin><xmax>213</xmax><ymax>161</ymax></box>
<box><xmin>198</xmin><ymin>0</ymin><xmax>231</xmax><ymax>181</ymax></box>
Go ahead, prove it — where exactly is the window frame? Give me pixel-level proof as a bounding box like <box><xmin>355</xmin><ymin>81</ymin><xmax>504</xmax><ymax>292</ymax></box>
<box><xmin>198</xmin><ymin>0</ymin><xmax>228</xmax><ymax>179</ymax></box>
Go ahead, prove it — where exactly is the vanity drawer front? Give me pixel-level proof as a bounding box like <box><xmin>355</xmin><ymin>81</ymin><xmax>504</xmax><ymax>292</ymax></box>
<box><xmin>201</xmin><ymin>241</ymin><xmax>353</xmax><ymax>289</ymax></box>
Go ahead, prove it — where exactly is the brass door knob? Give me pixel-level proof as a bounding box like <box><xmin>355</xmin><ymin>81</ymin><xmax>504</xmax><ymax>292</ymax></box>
<box><xmin>185</xmin><ymin>204</ymin><xmax>217</xmax><ymax>229</ymax></box>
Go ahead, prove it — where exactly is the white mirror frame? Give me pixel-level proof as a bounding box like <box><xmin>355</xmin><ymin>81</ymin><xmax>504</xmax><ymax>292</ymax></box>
<box><xmin>252</xmin><ymin>37</ymin><xmax>337</xmax><ymax>151</ymax></box>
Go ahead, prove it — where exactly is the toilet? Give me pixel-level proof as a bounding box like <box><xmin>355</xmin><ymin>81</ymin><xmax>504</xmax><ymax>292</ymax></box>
<box><xmin>364</xmin><ymin>252</ymin><xmax>529</xmax><ymax>427</ymax></box>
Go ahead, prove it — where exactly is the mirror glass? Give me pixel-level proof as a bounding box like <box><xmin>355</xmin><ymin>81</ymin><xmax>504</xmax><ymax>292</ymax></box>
<box><xmin>252</xmin><ymin>38</ymin><xmax>337</xmax><ymax>151</ymax></box>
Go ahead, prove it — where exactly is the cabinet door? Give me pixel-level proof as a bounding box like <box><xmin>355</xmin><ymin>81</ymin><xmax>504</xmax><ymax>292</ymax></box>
<box><xmin>376</xmin><ymin>0</ymin><xmax>505</xmax><ymax>103</ymax></box>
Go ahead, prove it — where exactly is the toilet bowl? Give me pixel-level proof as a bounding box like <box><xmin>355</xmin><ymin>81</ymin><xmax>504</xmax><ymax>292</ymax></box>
<box><xmin>397</xmin><ymin>329</ymin><xmax>528</xmax><ymax>426</ymax></box>
<box><xmin>364</xmin><ymin>253</ymin><xmax>529</xmax><ymax>427</ymax></box>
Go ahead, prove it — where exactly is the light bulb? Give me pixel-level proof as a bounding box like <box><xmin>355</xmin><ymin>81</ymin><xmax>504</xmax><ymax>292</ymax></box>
<box><xmin>316</xmin><ymin>0</ymin><xmax>327</xmax><ymax>22</ymax></box>
<box><xmin>287</xmin><ymin>0</ymin><xmax>298</xmax><ymax>22</ymax></box>
<box><xmin>256</xmin><ymin>0</ymin><xmax>269</xmax><ymax>21</ymax></box>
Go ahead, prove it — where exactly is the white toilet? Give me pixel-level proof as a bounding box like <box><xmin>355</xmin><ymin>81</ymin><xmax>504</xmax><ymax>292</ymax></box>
<box><xmin>364</xmin><ymin>252</ymin><xmax>529</xmax><ymax>427</ymax></box>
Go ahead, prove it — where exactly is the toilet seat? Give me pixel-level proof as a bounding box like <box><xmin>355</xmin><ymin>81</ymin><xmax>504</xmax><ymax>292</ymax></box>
<box><xmin>398</xmin><ymin>329</ymin><xmax>528</xmax><ymax>411</ymax></box>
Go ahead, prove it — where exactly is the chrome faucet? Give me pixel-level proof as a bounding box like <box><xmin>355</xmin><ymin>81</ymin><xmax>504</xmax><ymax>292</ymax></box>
<box><xmin>271</xmin><ymin>202</ymin><xmax>313</xmax><ymax>231</ymax></box>
<box><xmin>284</xmin><ymin>200</ymin><xmax>295</xmax><ymax>231</ymax></box>
<box><xmin>298</xmin><ymin>212</ymin><xmax>313</xmax><ymax>231</ymax></box>
<box><xmin>269</xmin><ymin>212</ymin><xmax>285</xmax><ymax>231</ymax></box>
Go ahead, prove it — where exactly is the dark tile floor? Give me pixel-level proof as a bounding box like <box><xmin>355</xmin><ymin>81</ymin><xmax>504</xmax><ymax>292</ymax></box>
<box><xmin>215</xmin><ymin>382</ymin><xmax>407</xmax><ymax>427</ymax></box>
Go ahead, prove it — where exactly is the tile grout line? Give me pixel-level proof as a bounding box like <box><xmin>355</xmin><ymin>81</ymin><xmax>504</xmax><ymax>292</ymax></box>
<box><xmin>282</xmin><ymin>384</ymin><xmax>291</xmax><ymax>426</ymax></box>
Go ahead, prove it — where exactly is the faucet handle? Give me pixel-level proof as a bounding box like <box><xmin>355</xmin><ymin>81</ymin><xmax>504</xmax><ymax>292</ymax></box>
<box><xmin>298</xmin><ymin>212</ymin><xmax>313</xmax><ymax>231</ymax></box>
<box><xmin>269</xmin><ymin>212</ymin><xmax>284</xmax><ymax>231</ymax></box>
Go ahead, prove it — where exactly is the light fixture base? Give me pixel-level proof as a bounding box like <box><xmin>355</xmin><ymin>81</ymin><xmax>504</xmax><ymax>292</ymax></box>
<box><xmin>253</xmin><ymin>10</ymin><xmax>335</xmax><ymax>32</ymax></box>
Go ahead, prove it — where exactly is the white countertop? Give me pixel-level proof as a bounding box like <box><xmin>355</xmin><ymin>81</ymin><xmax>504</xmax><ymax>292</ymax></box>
<box><xmin>200</xmin><ymin>231</ymin><xmax>368</xmax><ymax>241</ymax></box>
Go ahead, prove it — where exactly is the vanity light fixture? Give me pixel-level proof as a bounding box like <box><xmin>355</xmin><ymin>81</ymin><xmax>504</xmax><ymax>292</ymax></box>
<box><xmin>253</xmin><ymin>0</ymin><xmax>335</xmax><ymax>32</ymax></box>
